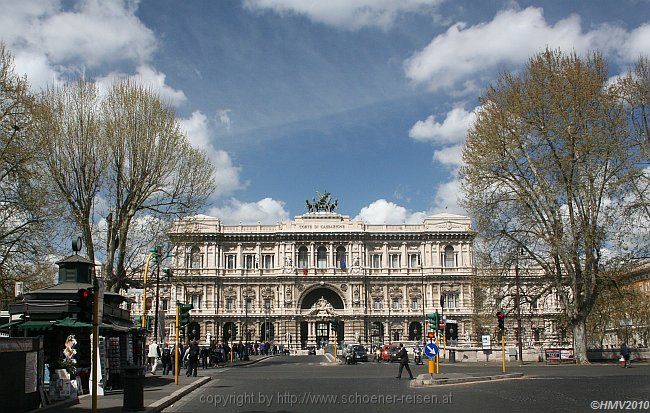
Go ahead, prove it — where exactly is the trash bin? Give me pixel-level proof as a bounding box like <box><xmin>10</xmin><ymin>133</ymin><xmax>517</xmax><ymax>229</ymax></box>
<box><xmin>122</xmin><ymin>366</ymin><xmax>145</xmax><ymax>411</ymax></box>
<box><xmin>449</xmin><ymin>350</ymin><xmax>456</xmax><ymax>363</ymax></box>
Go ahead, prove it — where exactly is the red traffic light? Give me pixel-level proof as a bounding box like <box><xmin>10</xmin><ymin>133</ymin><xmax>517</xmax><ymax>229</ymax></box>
<box><xmin>80</xmin><ymin>289</ymin><xmax>89</xmax><ymax>299</ymax></box>
<box><xmin>496</xmin><ymin>311</ymin><xmax>505</xmax><ymax>319</ymax></box>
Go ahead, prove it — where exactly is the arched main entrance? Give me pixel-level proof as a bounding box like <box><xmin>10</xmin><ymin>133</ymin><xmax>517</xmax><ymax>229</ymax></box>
<box><xmin>299</xmin><ymin>286</ymin><xmax>345</xmax><ymax>348</ymax></box>
<box><xmin>260</xmin><ymin>321</ymin><xmax>274</xmax><ymax>342</ymax></box>
<box><xmin>222</xmin><ymin>322</ymin><xmax>236</xmax><ymax>342</ymax></box>
<box><xmin>299</xmin><ymin>287</ymin><xmax>344</xmax><ymax>310</ymax></box>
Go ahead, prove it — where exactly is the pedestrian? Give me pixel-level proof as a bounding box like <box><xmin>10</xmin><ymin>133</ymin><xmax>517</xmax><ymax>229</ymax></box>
<box><xmin>201</xmin><ymin>346</ymin><xmax>209</xmax><ymax>369</ymax></box>
<box><xmin>375</xmin><ymin>346</ymin><xmax>382</xmax><ymax>362</ymax></box>
<box><xmin>161</xmin><ymin>346</ymin><xmax>172</xmax><ymax>375</ymax></box>
<box><xmin>395</xmin><ymin>343</ymin><xmax>414</xmax><ymax>380</ymax></box>
<box><xmin>186</xmin><ymin>341</ymin><xmax>200</xmax><ymax>377</ymax></box>
<box><xmin>620</xmin><ymin>343</ymin><xmax>631</xmax><ymax>368</ymax></box>
<box><xmin>148</xmin><ymin>340</ymin><xmax>161</xmax><ymax>375</ymax></box>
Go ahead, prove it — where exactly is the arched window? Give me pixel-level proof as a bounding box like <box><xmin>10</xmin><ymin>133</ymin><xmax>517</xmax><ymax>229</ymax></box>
<box><xmin>336</xmin><ymin>246</ymin><xmax>346</xmax><ymax>269</ymax></box>
<box><xmin>190</xmin><ymin>246</ymin><xmax>202</xmax><ymax>269</ymax></box>
<box><xmin>298</xmin><ymin>246</ymin><xmax>308</xmax><ymax>268</ymax></box>
<box><xmin>317</xmin><ymin>246</ymin><xmax>327</xmax><ymax>268</ymax></box>
<box><xmin>443</xmin><ymin>245</ymin><xmax>455</xmax><ymax>268</ymax></box>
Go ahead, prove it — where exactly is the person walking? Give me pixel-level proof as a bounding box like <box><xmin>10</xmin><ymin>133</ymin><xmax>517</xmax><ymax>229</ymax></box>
<box><xmin>620</xmin><ymin>343</ymin><xmax>631</xmax><ymax>368</ymax></box>
<box><xmin>200</xmin><ymin>346</ymin><xmax>209</xmax><ymax>369</ymax></box>
<box><xmin>186</xmin><ymin>341</ymin><xmax>200</xmax><ymax>377</ymax></box>
<box><xmin>395</xmin><ymin>343</ymin><xmax>414</xmax><ymax>380</ymax></box>
<box><xmin>148</xmin><ymin>341</ymin><xmax>161</xmax><ymax>375</ymax></box>
<box><xmin>161</xmin><ymin>346</ymin><xmax>172</xmax><ymax>375</ymax></box>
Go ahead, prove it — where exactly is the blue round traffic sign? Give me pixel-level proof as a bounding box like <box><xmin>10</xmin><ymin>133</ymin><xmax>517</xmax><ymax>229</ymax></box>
<box><xmin>424</xmin><ymin>342</ymin><xmax>439</xmax><ymax>358</ymax></box>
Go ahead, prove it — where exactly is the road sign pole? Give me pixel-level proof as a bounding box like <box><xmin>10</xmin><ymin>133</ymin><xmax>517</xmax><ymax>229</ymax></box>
<box><xmin>502</xmin><ymin>333</ymin><xmax>506</xmax><ymax>373</ymax></box>
<box><xmin>175</xmin><ymin>303</ymin><xmax>179</xmax><ymax>385</ymax></box>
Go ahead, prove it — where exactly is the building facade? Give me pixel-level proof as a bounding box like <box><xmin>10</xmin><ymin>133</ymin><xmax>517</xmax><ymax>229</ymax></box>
<box><xmin>150</xmin><ymin>208</ymin><xmax>477</xmax><ymax>349</ymax></box>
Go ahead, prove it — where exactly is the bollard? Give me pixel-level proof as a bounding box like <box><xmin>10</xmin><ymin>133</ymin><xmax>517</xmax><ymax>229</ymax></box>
<box><xmin>122</xmin><ymin>366</ymin><xmax>145</xmax><ymax>411</ymax></box>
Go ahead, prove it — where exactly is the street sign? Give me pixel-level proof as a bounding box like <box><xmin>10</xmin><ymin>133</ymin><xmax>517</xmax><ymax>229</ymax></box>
<box><xmin>424</xmin><ymin>342</ymin><xmax>439</xmax><ymax>359</ymax></box>
<box><xmin>481</xmin><ymin>335</ymin><xmax>491</xmax><ymax>349</ymax></box>
<box><xmin>427</xmin><ymin>331</ymin><xmax>435</xmax><ymax>339</ymax></box>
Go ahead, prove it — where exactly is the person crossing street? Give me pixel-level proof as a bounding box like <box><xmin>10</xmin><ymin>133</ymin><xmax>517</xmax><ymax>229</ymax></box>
<box><xmin>395</xmin><ymin>343</ymin><xmax>414</xmax><ymax>380</ymax></box>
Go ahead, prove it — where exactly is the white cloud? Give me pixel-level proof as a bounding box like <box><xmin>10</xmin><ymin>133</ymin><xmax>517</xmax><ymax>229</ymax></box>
<box><xmin>404</xmin><ymin>7</ymin><xmax>640</xmax><ymax>91</ymax></box>
<box><xmin>431</xmin><ymin>178</ymin><xmax>464</xmax><ymax>214</ymax></box>
<box><xmin>0</xmin><ymin>0</ymin><xmax>167</xmax><ymax>93</ymax></box>
<box><xmin>207</xmin><ymin>198</ymin><xmax>289</xmax><ymax>224</ymax></box>
<box><xmin>622</xmin><ymin>23</ymin><xmax>650</xmax><ymax>61</ymax></box>
<box><xmin>179</xmin><ymin>111</ymin><xmax>247</xmax><ymax>197</ymax></box>
<box><xmin>244</xmin><ymin>0</ymin><xmax>441</xmax><ymax>30</ymax></box>
<box><xmin>409</xmin><ymin>106</ymin><xmax>476</xmax><ymax>144</ymax></box>
<box><xmin>355</xmin><ymin>199</ymin><xmax>427</xmax><ymax>224</ymax></box>
<box><xmin>96</xmin><ymin>65</ymin><xmax>187</xmax><ymax>107</ymax></box>
<box><xmin>37</xmin><ymin>0</ymin><xmax>156</xmax><ymax>67</ymax></box>
<box><xmin>216</xmin><ymin>109</ymin><xmax>232</xmax><ymax>130</ymax></box>
<box><xmin>433</xmin><ymin>144</ymin><xmax>464</xmax><ymax>167</ymax></box>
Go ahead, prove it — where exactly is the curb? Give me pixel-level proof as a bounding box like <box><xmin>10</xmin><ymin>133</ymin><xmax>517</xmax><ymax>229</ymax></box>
<box><xmin>146</xmin><ymin>376</ymin><xmax>211</xmax><ymax>413</ymax></box>
<box><xmin>216</xmin><ymin>355</ymin><xmax>276</xmax><ymax>368</ymax></box>
<box><xmin>411</xmin><ymin>372</ymin><xmax>524</xmax><ymax>387</ymax></box>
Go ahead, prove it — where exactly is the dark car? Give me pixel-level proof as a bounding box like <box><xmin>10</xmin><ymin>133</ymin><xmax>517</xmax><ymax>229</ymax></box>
<box><xmin>352</xmin><ymin>345</ymin><xmax>368</xmax><ymax>361</ymax></box>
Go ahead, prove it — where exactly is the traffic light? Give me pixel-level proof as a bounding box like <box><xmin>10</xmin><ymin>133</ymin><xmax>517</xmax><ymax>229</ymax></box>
<box><xmin>426</xmin><ymin>311</ymin><xmax>439</xmax><ymax>331</ymax></box>
<box><xmin>187</xmin><ymin>321</ymin><xmax>200</xmax><ymax>342</ymax></box>
<box><xmin>162</xmin><ymin>267</ymin><xmax>172</xmax><ymax>281</ymax></box>
<box><xmin>230</xmin><ymin>324</ymin><xmax>238</xmax><ymax>341</ymax></box>
<box><xmin>180</xmin><ymin>326</ymin><xmax>186</xmax><ymax>343</ymax></box>
<box><xmin>149</xmin><ymin>247</ymin><xmax>160</xmax><ymax>264</ymax></box>
<box><xmin>497</xmin><ymin>310</ymin><xmax>505</xmax><ymax>330</ymax></box>
<box><xmin>179</xmin><ymin>303</ymin><xmax>193</xmax><ymax>327</ymax></box>
<box><xmin>77</xmin><ymin>288</ymin><xmax>94</xmax><ymax>323</ymax></box>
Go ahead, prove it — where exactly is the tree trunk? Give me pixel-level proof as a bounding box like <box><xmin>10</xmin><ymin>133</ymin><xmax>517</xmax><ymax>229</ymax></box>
<box><xmin>572</xmin><ymin>318</ymin><xmax>589</xmax><ymax>364</ymax></box>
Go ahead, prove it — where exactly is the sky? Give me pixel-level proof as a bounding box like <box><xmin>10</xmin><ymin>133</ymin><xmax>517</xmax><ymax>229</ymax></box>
<box><xmin>1</xmin><ymin>0</ymin><xmax>648</xmax><ymax>224</ymax></box>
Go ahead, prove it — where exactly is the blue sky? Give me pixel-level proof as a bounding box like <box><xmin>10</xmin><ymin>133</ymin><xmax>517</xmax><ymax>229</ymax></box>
<box><xmin>2</xmin><ymin>0</ymin><xmax>648</xmax><ymax>224</ymax></box>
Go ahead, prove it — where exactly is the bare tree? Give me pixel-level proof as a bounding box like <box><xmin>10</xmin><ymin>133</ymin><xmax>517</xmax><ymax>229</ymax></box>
<box><xmin>0</xmin><ymin>43</ymin><xmax>53</xmax><ymax>307</ymax></box>
<box><xmin>34</xmin><ymin>79</ymin><xmax>105</xmax><ymax>263</ymax></box>
<box><xmin>101</xmin><ymin>80</ymin><xmax>215</xmax><ymax>291</ymax></box>
<box><xmin>461</xmin><ymin>49</ymin><xmax>648</xmax><ymax>363</ymax></box>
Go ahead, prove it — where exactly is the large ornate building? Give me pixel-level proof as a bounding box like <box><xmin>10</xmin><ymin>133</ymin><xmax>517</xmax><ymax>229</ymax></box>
<box><xmin>150</xmin><ymin>199</ymin><xmax>477</xmax><ymax>349</ymax></box>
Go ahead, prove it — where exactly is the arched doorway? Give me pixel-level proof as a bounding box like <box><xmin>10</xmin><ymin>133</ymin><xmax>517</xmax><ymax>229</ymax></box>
<box><xmin>409</xmin><ymin>321</ymin><xmax>422</xmax><ymax>341</ymax></box>
<box><xmin>260</xmin><ymin>321</ymin><xmax>274</xmax><ymax>342</ymax></box>
<box><xmin>300</xmin><ymin>287</ymin><xmax>344</xmax><ymax>310</ymax></box>
<box><xmin>370</xmin><ymin>321</ymin><xmax>384</xmax><ymax>345</ymax></box>
<box><xmin>222</xmin><ymin>322</ymin><xmax>236</xmax><ymax>343</ymax></box>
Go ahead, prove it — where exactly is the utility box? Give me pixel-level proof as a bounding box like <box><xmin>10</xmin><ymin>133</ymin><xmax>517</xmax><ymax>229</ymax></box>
<box><xmin>0</xmin><ymin>337</ymin><xmax>44</xmax><ymax>412</ymax></box>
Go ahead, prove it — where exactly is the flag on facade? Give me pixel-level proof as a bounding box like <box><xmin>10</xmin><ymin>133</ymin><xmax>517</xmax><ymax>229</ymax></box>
<box><xmin>341</xmin><ymin>258</ymin><xmax>346</xmax><ymax>269</ymax></box>
<box><xmin>303</xmin><ymin>268</ymin><xmax>308</xmax><ymax>275</ymax></box>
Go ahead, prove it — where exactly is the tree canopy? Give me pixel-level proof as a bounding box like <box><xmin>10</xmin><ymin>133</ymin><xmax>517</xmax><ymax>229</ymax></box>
<box><xmin>461</xmin><ymin>49</ymin><xmax>649</xmax><ymax>362</ymax></box>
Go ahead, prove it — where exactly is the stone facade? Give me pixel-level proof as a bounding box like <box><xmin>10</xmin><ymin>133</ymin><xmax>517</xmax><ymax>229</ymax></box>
<box><xmin>146</xmin><ymin>210</ymin><xmax>477</xmax><ymax>348</ymax></box>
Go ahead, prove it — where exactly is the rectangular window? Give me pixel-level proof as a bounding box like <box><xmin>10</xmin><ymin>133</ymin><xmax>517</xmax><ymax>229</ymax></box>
<box><xmin>262</xmin><ymin>254</ymin><xmax>274</xmax><ymax>269</ymax></box>
<box><xmin>531</xmin><ymin>298</ymin><xmax>538</xmax><ymax>310</ymax></box>
<box><xmin>371</xmin><ymin>254</ymin><xmax>382</xmax><ymax>269</ymax></box>
<box><xmin>373</xmin><ymin>299</ymin><xmax>382</xmax><ymax>310</ymax></box>
<box><xmin>161</xmin><ymin>299</ymin><xmax>168</xmax><ymax>311</ymax></box>
<box><xmin>225</xmin><ymin>254</ymin><xmax>236</xmax><ymax>269</ymax></box>
<box><xmin>190</xmin><ymin>294</ymin><xmax>202</xmax><ymax>309</ymax></box>
<box><xmin>244</xmin><ymin>254</ymin><xmax>256</xmax><ymax>269</ymax></box>
<box><xmin>390</xmin><ymin>254</ymin><xmax>401</xmax><ymax>269</ymax></box>
<box><xmin>391</xmin><ymin>298</ymin><xmax>400</xmax><ymax>310</ymax></box>
<box><xmin>226</xmin><ymin>299</ymin><xmax>233</xmax><ymax>311</ymax></box>
<box><xmin>411</xmin><ymin>299</ymin><xmax>419</xmax><ymax>310</ymax></box>
<box><xmin>264</xmin><ymin>299</ymin><xmax>272</xmax><ymax>310</ymax></box>
<box><xmin>245</xmin><ymin>298</ymin><xmax>252</xmax><ymax>311</ymax></box>
<box><xmin>409</xmin><ymin>254</ymin><xmax>420</xmax><ymax>268</ymax></box>
<box><xmin>443</xmin><ymin>292</ymin><xmax>459</xmax><ymax>308</ymax></box>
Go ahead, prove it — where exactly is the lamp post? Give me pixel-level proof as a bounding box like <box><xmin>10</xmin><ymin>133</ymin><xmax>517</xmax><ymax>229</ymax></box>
<box><xmin>152</xmin><ymin>246</ymin><xmax>162</xmax><ymax>343</ymax></box>
<box><xmin>514</xmin><ymin>247</ymin><xmax>525</xmax><ymax>364</ymax></box>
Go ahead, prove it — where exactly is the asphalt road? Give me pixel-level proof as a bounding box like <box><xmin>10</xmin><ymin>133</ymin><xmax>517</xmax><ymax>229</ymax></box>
<box><xmin>164</xmin><ymin>356</ymin><xmax>650</xmax><ymax>413</ymax></box>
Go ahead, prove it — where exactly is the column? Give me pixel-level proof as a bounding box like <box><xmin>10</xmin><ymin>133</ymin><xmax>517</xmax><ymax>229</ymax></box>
<box><xmin>237</xmin><ymin>243</ymin><xmax>243</xmax><ymax>270</ymax></box>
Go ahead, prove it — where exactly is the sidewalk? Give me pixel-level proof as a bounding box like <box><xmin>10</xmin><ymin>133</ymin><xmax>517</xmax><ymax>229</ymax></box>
<box><xmin>52</xmin><ymin>372</ymin><xmax>209</xmax><ymax>413</ymax></box>
<box><xmin>44</xmin><ymin>356</ymin><xmax>275</xmax><ymax>413</ymax></box>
